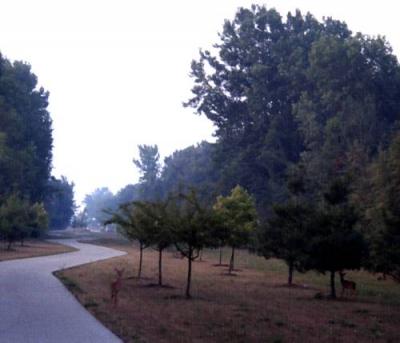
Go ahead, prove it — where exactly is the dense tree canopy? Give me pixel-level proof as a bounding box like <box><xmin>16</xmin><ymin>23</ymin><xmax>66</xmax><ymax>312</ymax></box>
<box><xmin>0</xmin><ymin>54</ymin><xmax>53</xmax><ymax>202</ymax></box>
<box><xmin>44</xmin><ymin>176</ymin><xmax>75</xmax><ymax>230</ymax></box>
<box><xmin>186</xmin><ymin>5</ymin><xmax>400</xmax><ymax>213</ymax></box>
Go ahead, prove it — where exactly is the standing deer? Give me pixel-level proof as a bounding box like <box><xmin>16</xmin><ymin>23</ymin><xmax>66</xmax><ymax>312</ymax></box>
<box><xmin>110</xmin><ymin>268</ymin><xmax>125</xmax><ymax>307</ymax></box>
<box><xmin>339</xmin><ymin>271</ymin><xmax>356</xmax><ymax>298</ymax></box>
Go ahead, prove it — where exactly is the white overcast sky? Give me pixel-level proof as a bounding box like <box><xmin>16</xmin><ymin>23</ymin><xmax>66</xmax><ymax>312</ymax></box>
<box><xmin>1</xmin><ymin>0</ymin><xmax>399</xmax><ymax>204</ymax></box>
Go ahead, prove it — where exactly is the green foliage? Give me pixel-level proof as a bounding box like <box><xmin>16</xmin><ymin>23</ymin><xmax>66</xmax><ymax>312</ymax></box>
<box><xmin>214</xmin><ymin>185</ymin><xmax>257</xmax><ymax>273</ymax></box>
<box><xmin>214</xmin><ymin>186</ymin><xmax>257</xmax><ymax>249</ymax></box>
<box><xmin>170</xmin><ymin>189</ymin><xmax>219</xmax><ymax>297</ymax></box>
<box><xmin>361</xmin><ymin>133</ymin><xmax>400</xmax><ymax>281</ymax></box>
<box><xmin>186</xmin><ymin>5</ymin><xmax>400</xmax><ymax>215</ymax></box>
<box><xmin>0</xmin><ymin>194</ymin><xmax>48</xmax><ymax>248</ymax></box>
<box><xmin>0</xmin><ymin>54</ymin><xmax>53</xmax><ymax>202</ymax></box>
<box><xmin>44</xmin><ymin>176</ymin><xmax>75</xmax><ymax>230</ymax></box>
<box><xmin>259</xmin><ymin>201</ymin><xmax>314</xmax><ymax>284</ymax></box>
<box><xmin>306</xmin><ymin>179</ymin><xmax>367</xmax><ymax>297</ymax></box>
<box><xmin>133</xmin><ymin>144</ymin><xmax>161</xmax><ymax>200</ymax></box>
<box><xmin>160</xmin><ymin>141</ymin><xmax>221</xmax><ymax>203</ymax></box>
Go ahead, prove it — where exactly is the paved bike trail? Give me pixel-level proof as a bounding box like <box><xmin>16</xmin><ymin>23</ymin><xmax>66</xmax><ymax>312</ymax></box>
<box><xmin>0</xmin><ymin>239</ymin><xmax>125</xmax><ymax>342</ymax></box>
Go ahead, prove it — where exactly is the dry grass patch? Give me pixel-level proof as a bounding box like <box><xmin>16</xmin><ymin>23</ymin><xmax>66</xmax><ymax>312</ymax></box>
<box><xmin>0</xmin><ymin>239</ymin><xmax>76</xmax><ymax>262</ymax></box>
<box><xmin>58</xmin><ymin>241</ymin><xmax>400</xmax><ymax>343</ymax></box>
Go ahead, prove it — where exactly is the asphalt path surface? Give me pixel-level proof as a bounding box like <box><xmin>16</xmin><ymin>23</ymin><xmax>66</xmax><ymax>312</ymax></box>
<box><xmin>0</xmin><ymin>239</ymin><xmax>126</xmax><ymax>343</ymax></box>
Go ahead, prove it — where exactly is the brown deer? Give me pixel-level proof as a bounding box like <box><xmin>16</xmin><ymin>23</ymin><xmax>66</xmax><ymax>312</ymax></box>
<box><xmin>339</xmin><ymin>271</ymin><xmax>356</xmax><ymax>298</ymax></box>
<box><xmin>110</xmin><ymin>268</ymin><xmax>125</xmax><ymax>307</ymax></box>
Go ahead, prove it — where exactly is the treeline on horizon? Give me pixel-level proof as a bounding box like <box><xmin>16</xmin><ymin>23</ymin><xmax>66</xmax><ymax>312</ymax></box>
<box><xmin>80</xmin><ymin>6</ymin><xmax>400</xmax><ymax>297</ymax></box>
<box><xmin>0</xmin><ymin>53</ymin><xmax>75</xmax><ymax>248</ymax></box>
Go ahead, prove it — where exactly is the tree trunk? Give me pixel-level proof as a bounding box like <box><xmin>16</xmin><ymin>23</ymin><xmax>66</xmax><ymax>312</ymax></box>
<box><xmin>219</xmin><ymin>247</ymin><xmax>223</xmax><ymax>265</ymax></box>
<box><xmin>185</xmin><ymin>246</ymin><xmax>193</xmax><ymax>298</ymax></box>
<box><xmin>138</xmin><ymin>243</ymin><xmax>143</xmax><ymax>279</ymax></box>
<box><xmin>199</xmin><ymin>249</ymin><xmax>203</xmax><ymax>262</ymax></box>
<box><xmin>288</xmin><ymin>261</ymin><xmax>294</xmax><ymax>286</ymax></box>
<box><xmin>330</xmin><ymin>270</ymin><xmax>336</xmax><ymax>299</ymax></box>
<box><xmin>158</xmin><ymin>248</ymin><xmax>163</xmax><ymax>286</ymax></box>
<box><xmin>7</xmin><ymin>239</ymin><xmax>12</xmax><ymax>251</ymax></box>
<box><xmin>229</xmin><ymin>247</ymin><xmax>235</xmax><ymax>274</ymax></box>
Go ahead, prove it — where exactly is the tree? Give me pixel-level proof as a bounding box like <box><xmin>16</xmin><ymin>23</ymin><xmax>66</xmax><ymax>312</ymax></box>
<box><xmin>133</xmin><ymin>200</ymin><xmax>174</xmax><ymax>286</ymax></box>
<box><xmin>0</xmin><ymin>194</ymin><xmax>48</xmax><ymax>249</ymax></box>
<box><xmin>213</xmin><ymin>186</ymin><xmax>257</xmax><ymax>274</ymax></box>
<box><xmin>185</xmin><ymin>6</ymin><xmax>400</xmax><ymax>215</ymax></box>
<box><xmin>360</xmin><ymin>132</ymin><xmax>400</xmax><ymax>281</ymax></box>
<box><xmin>171</xmin><ymin>189</ymin><xmax>218</xmax><ymax>298</ymax></box>
<box><xmin>307</xmin><ymin>179</ymin><xmax>366</xmax><ymax>298</ymax></box>
<box><xmin>160</xmin><ymin>141</ymin><xmax>221</xmax><ymax>203</ymax></box>
<box><xmin>83</xmin><ymin>188</ymin><xmax>115</xmax><ymax>227</ymax></box>
<box><xmin>44</xmin><ymin>176</ymin><xmax>75</xmax><ymax>230</ymax></box>
<box><xmin>105</xmin><ymin>202</ymin><xmax>151</xmax><ymax>279</ymax></box>
<box><xmin>0</xmin><ymin>54</ymin><xmax>53</xmax><ymax>202</ymax></box>
<box><xmin>259</xmin><ymin>202</ymin><xmax>314</xmax><ymax>285</ymax></box>
<box><xmin>133</xmin><ymin>144</ymin><xmax>161</xmax><ymax>201</ymax></box>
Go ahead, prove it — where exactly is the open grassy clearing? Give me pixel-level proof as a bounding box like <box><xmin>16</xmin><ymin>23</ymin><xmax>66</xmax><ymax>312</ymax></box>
<box><xmin>58</xmin><ymin>239</ymin><xmax>400</xmax><ymax>343</ymax></box>
<box><xmin>0</xmin><ymin>239</ymin><xmax>76</xmax><ymax>262</ymax></box>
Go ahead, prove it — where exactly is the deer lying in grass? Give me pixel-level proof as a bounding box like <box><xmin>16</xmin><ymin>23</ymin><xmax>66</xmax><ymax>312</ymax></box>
<box><xmin>110</xmin><ymin>268</ymin><xmax>125</xmax><ymax>307</ymax></box>
<box><xmin>339</xmin><ymin>271</ymin><xmax>356</xmax><ymax>298</ymax></box>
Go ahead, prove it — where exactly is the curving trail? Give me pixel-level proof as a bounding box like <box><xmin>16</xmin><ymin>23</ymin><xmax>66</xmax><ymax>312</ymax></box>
<box><xmin>0</xmin><ymin>239</ymin><xmax>125</xmax><ymax>343</ymax></box>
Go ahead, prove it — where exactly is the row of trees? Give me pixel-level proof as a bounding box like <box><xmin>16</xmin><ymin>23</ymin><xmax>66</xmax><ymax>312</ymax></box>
<box><xmin>0</xmin><ymin>53</ymin><xmax>75</xmax><ymax>241</ymax></box>
<box><xmin>107</xmin><ymin>186</ymin><xmax>257</xmax><ymax>298</ymax></box>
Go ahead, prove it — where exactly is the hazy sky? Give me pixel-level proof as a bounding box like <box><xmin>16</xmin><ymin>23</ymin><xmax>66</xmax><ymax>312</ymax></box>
<box><xmin>1</xmin><ymin>0</ymin><xmax>399</xmax><ymax>204</ymax></box>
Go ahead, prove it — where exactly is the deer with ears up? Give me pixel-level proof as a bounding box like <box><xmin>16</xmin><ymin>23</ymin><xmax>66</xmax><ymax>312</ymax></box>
<box><xmin>339</xmin><ymin>271</ymin><xmax>356</xmax><ymax>298</ymax></box>
<box><xmin>110</xmin><ymin>268</ymin><xmax>125</xmax><ymax>307</ymax></box>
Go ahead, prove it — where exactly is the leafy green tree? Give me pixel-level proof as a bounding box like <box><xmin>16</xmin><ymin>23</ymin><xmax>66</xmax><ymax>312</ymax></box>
<box><xmin>185</xmin><ymin>6</ymin><xmax>400</xmax><ymax>215</ymax></box>
<box><xmin>360</xmin><ymin>133</ymin><xmax>400</xmax><ymax>281</ymax></box>
<box><xmin>259</xmin><ymin>202</ymin><xmax>314</xmax><ymax>285</ymax></box>
<box><xmin>0</xmin><ymin>194</ymin><xmax>48</xmax><ymax>249</ymax></box>
<box><xmin>171</xmin><ymin>189</ymin><xmax>218</xmax><ymax>298</ymax></box>
<box><xmin>0</xmin><ymin>54</ymin><xmax>53</xmax><ymax>202</ymax></box>
<box><xmin>133</xmin><ymin>200</ymin><xmax>174</xmax><ymax>286</ymax></box>
<box><xmin>133</xmin><ymin>144</ymin><xmax>161</xmax><ymax>201</ymax></box>
<box><xmin>44</xmin><ymin>176</ymin><xmax>75</xmax><ymax>230</ymax></box>
<box><xmin>160</xmin><ymin>141</ymin><xmax>221</xmax><ymax>203</ymax></box>
<box><xmin>213</xmin><ymin>186</ymin><xmax>257</xmax><ymax>274</ymax></box>
<box><xmin>307</xmin><ymin>179</ymin><xmax>367</xmax><ymax>298</ymax></box>
<box><xmin>105</xmin><ymin>202</ymin><xmax>152</xmax><ymax>279</ymax></box>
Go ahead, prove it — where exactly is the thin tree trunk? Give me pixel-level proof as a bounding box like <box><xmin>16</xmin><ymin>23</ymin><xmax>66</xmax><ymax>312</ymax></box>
<box><xmin>7</xmin><ymin>240</ymin><xmax>12</xmax><ymax>250</ymax></box>
<box><xmin>158</xmin><ymin>248</ymin><xmax>163</xmax><ymax>286</ymax></box>
<box><xmin>138</xmin><ymin>242</ymin><xmax>143</xmax><ymax>279</ymax></box>
<box><xmin>229</xmin><ymin>247</ymin><xmax>235</xmax><ymax>274</ymax></box>
<box><xmin>219</xmin><ymin>247</ymin><xmax>223</xmax><ymax>265</ymax></box>
<box><xmin>199</xmin><ymin>249</ymin><xmax>203</xmax><ymax>262</ymax></box>
<box><xmin>186</xmin><ymin>246</ymin><xmax>193</xmax><ymax>298</ymax></box>
<box><xmin>288</xmin><ymin>261</ymin><xmax>294</xmax><ymax>286</ymax></box>
<box><xmin>330</xmin><ymin>270</ymin><xmax>336</xmax><ymax>299</ymax></box>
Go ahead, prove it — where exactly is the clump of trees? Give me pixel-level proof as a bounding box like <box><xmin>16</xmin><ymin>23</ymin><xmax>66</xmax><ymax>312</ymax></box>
<box><xmin>89</xmin><ymin>5</ymin><xmax>400</xmax><ymax>299</ymax></box>
<box><xmin>0</xmin><ymin>53</ymin><xmax>72</xmax><ymax>244</ymax></box>
<box><xmin>107</xmin><ymin>186</ymin><xmax>256</xmax><ymax>298</ymax></box>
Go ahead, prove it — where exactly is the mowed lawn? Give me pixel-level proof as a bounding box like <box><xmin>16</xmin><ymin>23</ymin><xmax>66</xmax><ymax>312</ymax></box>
<box><xmin>57</xmin><ymin>239</ymin><xmax>400</xmax><ymax>343</ymax></box>
<box><xmin>0</xmin><ymin>239</ymin><xmax>76</xmax><ymax>261</ymax></box>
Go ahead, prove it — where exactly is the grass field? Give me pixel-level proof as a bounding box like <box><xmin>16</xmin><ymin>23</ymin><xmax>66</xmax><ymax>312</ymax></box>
<box><xmin>0</xmin><ymin>239</ymin><xmax>76</xmax><ymax>262</ymax></box>
<box><xmin>57</xmin><ymin>239</ymin><xmax>400</xmax><ymax>343</ymax></box>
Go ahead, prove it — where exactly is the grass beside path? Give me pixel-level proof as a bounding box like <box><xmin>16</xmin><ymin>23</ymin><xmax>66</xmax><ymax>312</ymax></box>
<box><xmin>0</xmin><ymin>239</ymin><xmax>76</xmax><ymax>262</ymax></box>
<box><xmin>58</xmin><ymin>239</ymin><xmax>400</xmax><ymax>343</ymax></box>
